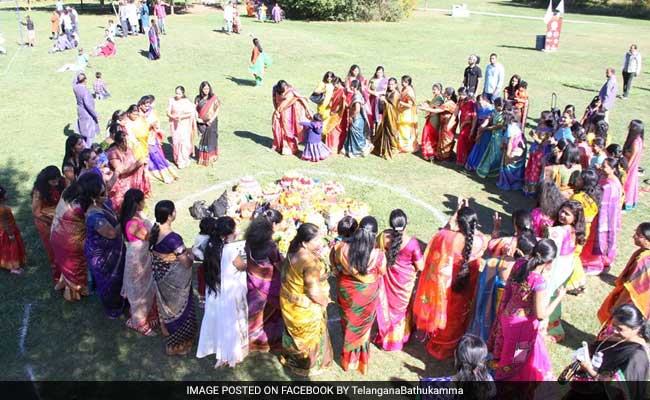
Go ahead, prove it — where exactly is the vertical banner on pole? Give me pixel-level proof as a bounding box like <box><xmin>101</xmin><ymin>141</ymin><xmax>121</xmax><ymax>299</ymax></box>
<box><xmin>544</xmin><ymin>14</ymin><xmax>563</xmax><ymax>51</ymax></box>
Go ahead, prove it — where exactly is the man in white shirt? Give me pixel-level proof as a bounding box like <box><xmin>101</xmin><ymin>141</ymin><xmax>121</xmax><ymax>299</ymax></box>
<box><xmin>483</xmin><ymin>53</ymin><xmax>505</xmax><ymax>101</ymax></box>
<box><xmin>223</xmin><ymin>1</ymin><xmax>234</xmax><ymax>34</ymax></box>
<box><xmin>622</xmin><ymin>44</ymin><xmax>642</xmax><ymax>99</ymax></box>
<box><xmin>55</xmin><ymin>0</ymin><xmax>64</xmax><ymax>12</ymax></box>
<box><xmin>61</xmin><ymin>9</ymin><xmax>73</xmax><ymax>41</ymax></box>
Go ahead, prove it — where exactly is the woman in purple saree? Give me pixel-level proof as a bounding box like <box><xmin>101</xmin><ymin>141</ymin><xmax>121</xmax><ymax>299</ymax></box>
<box><xmin>148</xmin><ymin>19</ymin><xmax>161</xmax><ymax>60</ymax></box>
<box><xmin>80</xmin><ymin>173</ymin><xmax>126</xmax><ymax>318</ymax></box>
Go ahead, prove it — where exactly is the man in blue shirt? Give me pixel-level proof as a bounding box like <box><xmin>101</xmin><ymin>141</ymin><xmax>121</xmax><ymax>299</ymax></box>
<box><xmin>483</xmin><ymin>53</ymin><xmax>504</xmax><ymax>101</ymax></box>
<box><xmin>598</xmin><ymin>67</ymin><xmax>618</xmax><ymax>123</ymax></box>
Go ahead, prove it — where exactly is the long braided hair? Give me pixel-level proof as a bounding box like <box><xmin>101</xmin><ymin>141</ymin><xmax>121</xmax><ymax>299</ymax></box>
<box><xmin>511</xmin><ymin>238</ymin><xmax>557</xmax><ymax>284</ymax></box>
<box><xmin>348</xmin><ymin>216</ymin><xmax>379</xmax><ymax>275</ymax></box>
<box><xmin>386</xmin><ymin>209</ymin><xmax>407</xmax><ymax>268</ymax></box>
<box><xmin>204</xmin><ymin>216</ymin><xmax>236</xmax><ymax>296</ymax></box>
<box><xmin>452</xmin><ymin>207</ymin><xmax>479</xmax><ymax>293</ymax></box>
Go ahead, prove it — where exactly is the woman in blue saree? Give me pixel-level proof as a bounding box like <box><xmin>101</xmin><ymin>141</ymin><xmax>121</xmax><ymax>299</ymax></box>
<box><xmin>344</xmin><ymin>80</ymin><xmax>373</xmax><ymax>157</ymax></box>
<box><xmin>465</xmin><ymin>94</ymin><xmax>494</xmax><ymax>171</ymax></box>
<box><xmin>476</xmin><ymin>99</ymin><xmax>505</xmax><ymax>179</ymax></box>
<box><xmin>150</xmin><ymin>200</ymin><xmax>197</xmax><ymax>355</ymax></box>
<box><xmin>497</xmin><ymin>110</ymin><xmax>527</xmax><ymax>191</ymax></box>
<box><xmin>80</xmin><ymin>173</ymin><xmax>126</xmax><ymax>318</ymax></box>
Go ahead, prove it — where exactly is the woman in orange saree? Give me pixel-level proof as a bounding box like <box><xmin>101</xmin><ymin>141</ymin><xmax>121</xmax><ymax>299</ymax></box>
<box><xmin>51</xmin><ymin>183</ymin><xmax>88</xmax><ymax>301</ymax></box>
<box><xmin>597</xmin><ymin>223</ymin><xmax>650</xmax><ymax>326</ymax></box>
<box><xmin>272</xmin><ymin>80</ymin><xmax>311</xmax><ymax>155</ymax></box>
<box><xmin>32</xmin><ymin>166</ymin><xmax>65</xmax><ymax>284</ymax></box>
<box><xmin>413</xmin><ymin>203</ymin><xmax>487</xmax><ymax>360</ymax></box>
<box><xmin>375</xmin><ymin>209</ymin><xmax>424</xmax><ymax>351</ymax></box>
<box><xmin>332</xmin><ymin>216</ymin><xmax>386</xmax><ymax>375</ymax></box>
<box><xmin>324</xmin><ymin>78</ymin><xmax>347</xmax><ymax>153</ymax></box>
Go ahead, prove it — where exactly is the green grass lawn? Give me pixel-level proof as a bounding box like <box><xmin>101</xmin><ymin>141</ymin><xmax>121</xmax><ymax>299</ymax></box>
<box><xmin>0</xmin><ymin>0</ymin><xmax>649</xmax><ymax>382</ymax></box>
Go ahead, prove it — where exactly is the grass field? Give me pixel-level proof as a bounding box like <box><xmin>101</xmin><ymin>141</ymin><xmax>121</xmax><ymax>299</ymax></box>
<box><xmin>1</xmin><ymin>0</ymin><xmax>649</xmax><ymax>382</ymax></box>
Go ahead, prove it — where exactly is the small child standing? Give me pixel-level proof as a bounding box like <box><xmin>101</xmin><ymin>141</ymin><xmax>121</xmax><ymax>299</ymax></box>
<box><xmin>21</xmin><ymin>16</ymin><xmax>36</xmax><ymax>47</ymax></box>
<box><xmin>300</xmin><ymin>113</ymin><xmax>331</xmax><ymax>162</ymax></box>
<box><xmin>94</xmin><ymin>72</ymin><xmax>111</xmax><ymax>100</ymax></box>
<box><xmin>0</xmin><ymin>186</ymin><xmax>27</xmax><ymax>274</ymax></box>
<box><xmin>192</xmin><ymin>217</ymin><xmax>217</xmax><ymax>307</ymax></box>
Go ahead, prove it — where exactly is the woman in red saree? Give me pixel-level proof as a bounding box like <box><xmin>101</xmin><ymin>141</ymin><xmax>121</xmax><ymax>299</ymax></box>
<box><xmin>32</xmin><ymin>166</ymin><xmax>65</xmax><ymax>284</ymax></box>
<box><xmin>418</xmin><ymin>83</ymin><xmax>444</xmax><ymax>161</ymax></box>
<box><xmin>324</xmin><ymin>78</ymin><xmax>347</xmax><ymax>153</ymax></box>
<box><xmin>375</xmin><ymin>209</ymin><xmax>423</xmax><ymax>351</ymax></box>
<box><xmin>332</xmin><ymin>216</ymin><xmax>386</xmax><ymax>374</ymax></box>
<box><xmin>51</xmin><ymin>183</ymin><xmax>88</xmax><ymax>301</ymax></box>
<box><xmin>597</xmin><ymin>223</ymin><xmax>650</xmax><ymax>326</ymax></box>
<box><xmin>417</xmin><ymin>87</ymin><xmax>457</xmax><ymax>161</ymax></box>
<box><xmin>245</xmin><ymin>210</ymin><xmax>285</xmax><ymax>352</ymax></box>
<box><xmin>106</xmin><ymin>131</ymin><xmax>151</xmax><ymax>211</ymax></box>
<box><xmin>272</xmin><ymin>80</ymin><xmax>311</xmax><ymax>155</ymax></box>
<box><xmin>413</xmin><ymin>202</ymin><xmax>487</xmax><ymax>360</ymax></box>
<box><xmin>455</xmin><ymin>88</ymin><xmax>477</xmax><ymax>166</ymax></box>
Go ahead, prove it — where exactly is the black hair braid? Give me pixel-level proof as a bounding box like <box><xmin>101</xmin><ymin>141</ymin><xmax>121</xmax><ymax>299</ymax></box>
<box><xmin>204</xmin><ymin>236</ymin><xmax>225</xmax><ymax>295</ymax></box>
<box><xmin>386</xmin><ymin>229</ymin><xmax>403</xmax><ymax>268</ymax></box>
<box><xmin>148</xmin><ymin>224</ymin><xmax>160</xmax><ymax>251</ymax></box>
<box><xmin>452</xmin><ymin>218</ymin><xmax>477</xmax><ymax>293</ymax></box>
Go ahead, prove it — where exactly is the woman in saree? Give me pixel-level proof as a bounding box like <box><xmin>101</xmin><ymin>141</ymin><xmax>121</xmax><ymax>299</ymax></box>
<box><xmin>167</xmin><ymin>85</ymin><xmax>197</xmax><ymax>169</ymax></box>
<box><xmin>195</xmin><ymin>81</ymin><xmax>221</xmax><ymax>166</ymax></box>
<box><xmin>496</xmin><ymin>110</ymin><xmax>527</xmax><ymax>191</ymax></box>
<box><xmin>581</xmin><ymin>158</ymin><xmax>623</xmax><ymax>275</ymax></box>
<box><xmin>465</xmin><ymin>94</ymin><xmax>495</xmax><ymax>172</ymax></box>
<box><xmin>413</xmin><ymin>201</ymin><xmax>487</xmax><ymax>360</ymax></box>
<box><xmin>148</xmin><ymin>19</ymin><xmax>160</xmax><ymax>60</ymax></box>
<box><xmin>119</xmin><ymin>189</ymin><xmax>158</xmax><ymax>336</ymax></box>
<box><xmin>566</xmin><ymin>169</ymin><xmax>602</xmax><ymax>292</ymax></box>
<box><xmin>396</xmin><ymin>75</ymin><xmax>418</xmax><ymax>153</ymax></box>
<box><xmin>343</xmin><ymin>79</ymin><xmax>373</xmax><ymax>158</ymax></box>
<box><xmin>597</xmin><ymin>223</ymin><xmax>650</xmax><ymax>327</ymax></box>
<box><xmin>279</xmin><ymin>223</ymin><xmax>333</xmax><ymax>376</ymax></box>
<box><xmin>50</xmin><ymin>182</ymin><xmax>87</xmax><ymax>301</ymax></box>
<box><xmin>523</xmin><ymin>111</ymin><xmax>555</xmax><ymax>196</ymax></box>
<box><xmin>374</xmin><ymin>209</ymin><xmax>423</xmax><ymax>351</ymax></box>
<box><xmin>79</xmin><ymin>173</ymin><xmax>127</xmax><ymax>318</ymax></box>
<box><xmin>568</xmin><ymin>304</ymin><xmax>650</xmax><ymax>400</ymax></box>
<box><xmin>124</xmin><ymin>104</ymin><xmax>151</xmax><ymax>162</ymax></box>
<box><xmin>489</xmin><ymin>239</ymin><xmax>565</xmax><ymax>381</ymax></box>
<box><xmin>150</xmin><ymin>200</ymin><xmax>197</xmax><ymax>355</ymax></box>
<box><xmin>503</xmin><ymin>74</ymin><xmax>520</xmax><ymax>107</ymax></box>
<box><xmin>418</xmin><ymin>83</ymin><xmax>445</xmax><ymax>161</ymax></box>
<box><xmin>332</xmin><ymin>216</ymin><xmax>386</xmax><ymax>374</ymax></box>
<box><xmin>468</xmin><ymin>211</ymin><xmax>536</xmax><ymax>342</ymax></box>
<box><xmin>272</xmin><ymin>80</ymin><xmax>311</xmax><ymax>155</ymax></box>
<box><xmin>62</xmin><ymin>134</ymin><xmax>85</xmax><ymax>185</ymax></box>
<box><xmin>372</xmin><ymin>77</ymin><xmax>400</xmax><ymax>159</ymax></box>
<box><xmin>249</xmin><ymin>38</ymin><xmax>271</xmax><ymax>86</ymax></box>
<box><xmin>140</xmin><ymin>95</ymin><xmax>178</xmax><ymax>184</ymax></box>
<box><xmin>476</xmin><ymin>98</ymin><xmax>505</xmax><ymax>178</ymax></box>
<box><xmin>623</xmin><ymin>119</ymin><xmax>644</xmax><ymax>210</ymax></box>
<box><xmin>245</xmin><ymin>210</ymin><xmax>285</xmax><ymax>352</ymax></box>
<box><xmin>367</xmin><ymin>66</ymin><xmax>388</xmax><ymax>131</ymax></box>
<box><xmin>107</xmin><ymin>131</ymin><xmax>151</xmax><ymax>211</ymax></box>
<box><xmin>323</xmin><ymin>77</ymin><xmax>348</xmax><ymax>153</ymax></box>
<box><xmin>454</xmin><ymin>87</ymin><xmax>477</xmax><ymax>166</ymax></box>
<box><xmin>427</xmin><ymin>87</ymin><xmax>458</xmax><ymax>161</ymax></box>
<box><xmin>546</xmin><ymin>201</ymin><xmax>586</xmax><ymax>343</ymax></box>
<box><xmin>544</xmin><ymin>142</ymin><xmax>582</xmax><ymax>198</ymax></box>
<box><xmin>313</xmin><ymin>71</ymin><xmax>335</xmax><ymax>125</ymax></box>
<box><xmin>32</xmin><ymin>166</ymin><xmax>66</xmax><ymax>284</ymax></box>
<box><xmin>0</xmin><ymin>186</ymin><xmax>26</xmax><ymax>274</ymax></box>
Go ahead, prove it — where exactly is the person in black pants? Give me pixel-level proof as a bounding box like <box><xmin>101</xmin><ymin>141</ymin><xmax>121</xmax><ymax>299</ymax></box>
<box><xmin>463</xmin><ymin>54</ymin><xmax>482</xmax><ymax>96</ymax></box>
<box><xmin>622</xmin><ymin>44</ymin><xmax>642</xmax><ymax>99</ymax></box>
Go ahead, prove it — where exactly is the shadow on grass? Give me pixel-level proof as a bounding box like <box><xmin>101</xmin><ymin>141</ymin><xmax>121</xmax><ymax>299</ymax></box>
<box><xmin>63</xmin><ymin>123</ymin><xmax>76</xmax><ymax>137</ymax></box>
<box><xmin>498</xmin><ymin>44</ymin><xmax>538</xmax><ymax>52</ymax></box>
<box><xmin>559</xmin><ymin>320</ymin><xmax>596</xmax><ymax>351</ymax></box>
<box><xmin>234</xmin><ymin>130</ymin><xmax>273</xmax><ymax>149</ymax></box>
<box><xmin>635</xmin><ymin>86</ymin><xmax>650</xmax><ymax>93</ymax></box>
<box><xmin>226</xmin><ymin>76</ymin><xmax>257</xmax><ymax>87</ymax></box>
<box><xmin>598</xmin><ymin>271</ymin><xmax>617</xmax><ymax>287</ymax></box>
<box><xmin>562</xmin><ymin>83</ymin><xmax>597</xmax><ymax>93</ymax></box>
<box><xmin>139</xmin><ymin>49</ymin><xmax>151</xmax><ymax>59</ymax></box>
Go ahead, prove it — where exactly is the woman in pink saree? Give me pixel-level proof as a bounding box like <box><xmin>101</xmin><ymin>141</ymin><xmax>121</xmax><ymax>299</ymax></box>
<box><xmin>167</xmin><ymin>86</ymin><xmax>197</xmax><ymax>169</ymax></box>
<box><xmin>623</xmin><ymin>120</ymin><xmax>644</xmax><ymax>211</ymax></box>
<box><xmin>271</xmin><ymin>80</ymin><xmax>311</xmax><ymax>155</ymax></box>
<box><xmin>581</xmin><ymin>158</ymin><xmax>623</xmax><ymax>275</ymax></box>
<box><xmin>375</xmin><ymin>209</ymin><xmax>424</xmax><ymax>351</ymax></box>
<box><xmin>490</xmin><ymin>239</ymin><xmax>566</xmax><ymax>381</ymax></box>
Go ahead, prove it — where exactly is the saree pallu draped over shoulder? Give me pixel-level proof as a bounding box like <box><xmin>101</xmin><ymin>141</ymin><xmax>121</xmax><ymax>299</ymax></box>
<box><xmin>272</xmin><ymin>89</ymin><xmax>310</xmax><ymax>155</ymax></box>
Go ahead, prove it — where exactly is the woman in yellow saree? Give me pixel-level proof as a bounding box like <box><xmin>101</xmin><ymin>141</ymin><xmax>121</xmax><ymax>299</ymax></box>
<box><xmin>279</xmin><ymin>223</ymin><xmax>333</xmax><ymax>377</ymax></box>
<box><xmin>397</xmin><ymin>75</ymin><xmax>418</xmax><ymax>153</ymax></box>
<box><xmin>124</xmin><ymin>104</ymin><xmax>150</xmax><ymax>162</ymax></box>
<box><xmin>372</xmin><ymin>77</ymin><xmax>399</xmax><ymax>159</ymax></box>
<box><xmin>313</xmin><ymin>71</ymin><xmax>335</xmax><ymax>126</ymax></box>
<box><xmin>323</xmin><ymin>77</ymin><xmax>347</xmax><ymax>153</ymax></box>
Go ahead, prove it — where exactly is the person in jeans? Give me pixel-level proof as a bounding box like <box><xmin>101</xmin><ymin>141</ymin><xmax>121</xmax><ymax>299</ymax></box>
<box><xmin>598</xmin><ymin>67</ymin><xmax>618</xmax><ymax>123</ymax></box>
<box><xmin>483</xmin><ymin>53</ymin><xmax>504</xmax><ymax>101</ymax></box>
<box><xmin>622</xmin><ymin>44</ymin><xmax>642</xmax><ymax>99</ymax></box>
